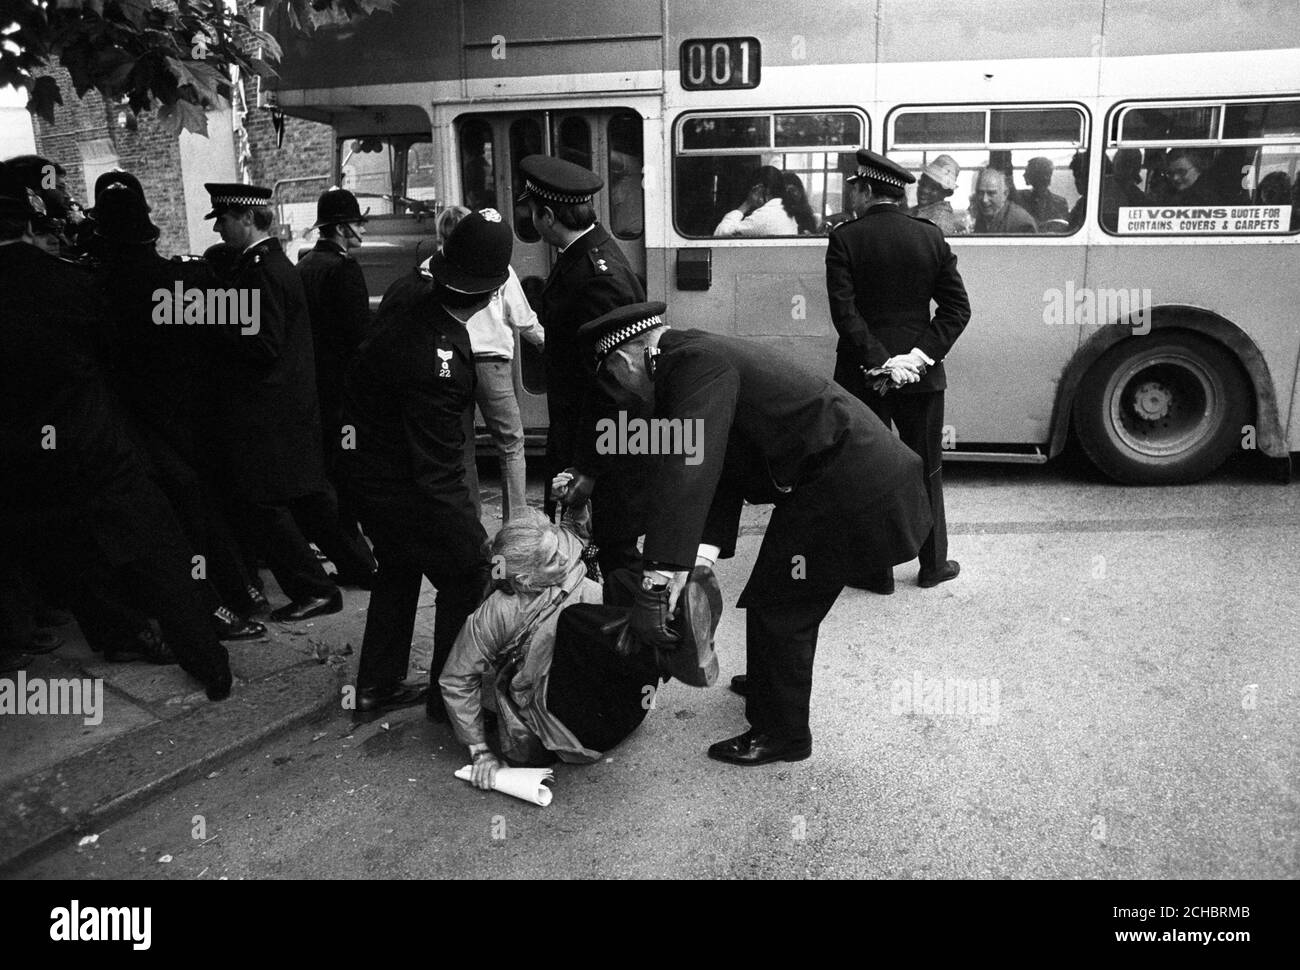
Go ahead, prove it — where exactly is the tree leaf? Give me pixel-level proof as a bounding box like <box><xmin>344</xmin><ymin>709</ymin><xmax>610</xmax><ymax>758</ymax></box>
<box><xmin>27</xmin><ymin>75</ymin><xmax>63</xmax><ymax>126</ymax></box>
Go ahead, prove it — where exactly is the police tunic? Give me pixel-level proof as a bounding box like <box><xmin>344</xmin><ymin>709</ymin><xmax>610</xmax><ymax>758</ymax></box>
<box><xmin>213</xmin><ymin>236</ymin><xmax>327</xmax><ymax>502</ymax></box>
<box><xmin>825</xmin><ymin>202</ymin><xmax>970</xmax><ymax>395</ymax></box>
<box><xmin>639</xmin><ymin>330</ymin><xmax>933</xmax><ymax>605</ymax></box>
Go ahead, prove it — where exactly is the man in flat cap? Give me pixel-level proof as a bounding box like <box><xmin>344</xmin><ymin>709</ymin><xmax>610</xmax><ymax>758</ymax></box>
<box><xmin>296</xmin><ymin>187</ymin><xmax>377</xmax><ymax>586</ymax></box>
<box><xmin>203</xmin><ymin>181</ymin><xmax>345</xmax><ymax>622</ymax></box>
<box><xmin>519</xmin><ymin>154</ymin><xmax>648</xmax><ymax>575</ymax></box>
<box><xmin>339</xmin><ymin>209</ymin><xmax>507</xmax><ymax>721</ymax></box>
<box><xmin>570</xmin><ymin>302</ymin><xmax>932</xmax><ymax>765</ymax></box>
<box><xmin>826</xmin><ymin>150</ymin><xmax>971</xmax><ymax>595</ymax></box>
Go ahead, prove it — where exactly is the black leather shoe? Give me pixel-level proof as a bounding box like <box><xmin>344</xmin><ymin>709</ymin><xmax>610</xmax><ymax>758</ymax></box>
<box><xmin>212</xmin><ymin>606</ymin><xmax>268</xmax><ymax>641</ymax></box>
<box><xmin>729</xmin><ymin>674</ymin><xmax>748</xmax><ymax>697</ymax></box>
<box><xmin>245</xmin><ymin>585</ymin><xmax>271</xmax><ymax>616</ymax></box>
<box><xmin>354</xmin><ymin>683</ymin><xmax>428</xmax><ymax>719</ymax></box>
<box><xmin>707</xmin><ymin>731</ymin><xmax>812</xmax><ymax>766</ymax></box>
<box><xmin>270</xmin><ymin>588</ymin><xmax>343</xmax><ymax>622</ymax></box>
<box><xmin>846</xmin><ymin>569</ymin><xmax>895</xmax><ymax>594</ymax></box>
<box><xmin>918</xmin><ymin>560</ymin><xmax>960</xmax><ymax>588</ymax></box>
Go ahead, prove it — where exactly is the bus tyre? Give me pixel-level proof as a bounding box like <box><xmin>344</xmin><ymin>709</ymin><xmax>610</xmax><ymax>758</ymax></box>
<box><xmin>1073</xmin><ymin>331</ymin><xmax>1249</xmax><ymax>485</ymax></box>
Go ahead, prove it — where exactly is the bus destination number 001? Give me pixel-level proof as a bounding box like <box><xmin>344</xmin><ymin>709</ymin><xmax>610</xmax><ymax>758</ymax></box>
<box><xmin>680</xmin><ymin>38</ymin><xmax>761</xmax><ymax>90</ymax></box>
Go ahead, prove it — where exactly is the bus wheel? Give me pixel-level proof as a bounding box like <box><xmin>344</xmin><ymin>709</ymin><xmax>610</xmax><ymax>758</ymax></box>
<box><xmin>1072</xmin><ymin>331</ymin><xmax>1250</xmax><ymax>485</ymax></box>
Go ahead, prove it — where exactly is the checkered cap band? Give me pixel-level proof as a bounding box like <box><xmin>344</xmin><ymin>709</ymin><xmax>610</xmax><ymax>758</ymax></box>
<box><xmin>856</xmin><ymin>164</ymin><xmax>908</xmax><ymax>188</ymax></box>
<box><xmin>595</xmin><ymin>315</ymin><xmax>663</xmax><ymax>361</ymax></box>
<box><xmin>524</xmin><ymin>178</ymin><xmax>592</xmax><ymax>205</ymax></box>
<box><xmin>211</xmin><ymin>193</ymin><xmax>269</xmax><ymax>207</ymax></box>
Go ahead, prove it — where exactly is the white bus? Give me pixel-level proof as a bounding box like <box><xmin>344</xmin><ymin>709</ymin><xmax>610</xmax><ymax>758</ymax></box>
<box><xmin>267</xmin><ymin>0</ymin><xmax>1300</xmax><ymax>484</ymax></box>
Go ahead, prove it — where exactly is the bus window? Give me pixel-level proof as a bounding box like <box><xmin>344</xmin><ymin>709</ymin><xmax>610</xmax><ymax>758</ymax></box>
<box><xmin>674</xmin><ymin>109</ymin><xmax>864</xmax><ymax>238</ymax></box>
<box><xmin>608</xmin><ymin>111</ymin><xmax>644</xmax><ymax>240</ymax></box>
<box><xmin>339</xmin><ymin>134</ymin><xmax>434</xmax><ymax>217</ymax></box>
<box><xmin>458</xmin><ymin>117</ymin><xmax>496</xmax><ymax>210</ymax></box>
<box><xmin>888</xmin><ymin>105</ymin><xmax>1088</xmax><ymax>236</ymax></box>
<box><xmin>1107</xmin><ymin>98</ymin><xmax>1300</xmax><ymax>235</ymax></box>
<box><xmin>556</xmin><ymin>116</ymin><xmax>592</xmax><ymax>170</ymax></box>
<box><xmin>510</xmin><ymin>118</ymin><xmax>544</xmax><ymax>242</ymax></box>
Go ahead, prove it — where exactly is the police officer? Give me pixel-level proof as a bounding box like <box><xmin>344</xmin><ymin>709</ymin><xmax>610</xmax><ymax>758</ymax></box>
<box><xmin>574</xmin><ymin>303</ymin><xmax>933</xmax><ymax>766</ymax></box>
<box><xmin>92</xmin><ymin>184</ymin><xmax>266</xmax><ymax>640</ymax></box>
<box><xmin>203</xmin><ymin>182</ymin><xmax>343</xmax><ymax>622</ymax></box>
<box><xmin>826</xmin><ymin>150</ymin><xmax>971</xmax><ymax>593</ymax></box>
<box><xmin>339</xmin><ymin>210</ymin><xmax>506</xmax><ymax>721</ymax></box>
<box><xmin>296</xmin><ymin>187</ymin><xmax>377</xmax><ymax>585</ymax></box>
<box><xmin>0</xmin><ymin>176</ymin><xmax>233</xmax><ymax>698</ymax></box>
<box><xmin>519</xmin><ymin>155</ymin><xmax>647</xmax><ymax>574</ymax></box>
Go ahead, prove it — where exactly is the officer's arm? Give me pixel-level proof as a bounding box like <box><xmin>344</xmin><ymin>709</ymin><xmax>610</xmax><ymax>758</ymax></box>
<box><xmin>915</xmin><ymin>236</ymin><xmax>972</xmax><ymax>365</ymax></box>
<box><xmin>640</xmin><ymin>351</ymin><xmax>740</xmax><ymax>569</ymax></box>
<box><xmin>338</xmin><ymin>260</ymin><xmax>371</xmax><ymax>354</ymax></box>
<box><xmin>825</xmin><ymin>230</ymin><xmax>892</xmax><ymax>369</ymax></box>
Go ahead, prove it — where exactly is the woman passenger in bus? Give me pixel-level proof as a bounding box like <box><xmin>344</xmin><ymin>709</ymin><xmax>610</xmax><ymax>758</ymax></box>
<box><xmin>1163</xmin><ymin>150</ymin><xmax>1214</xmax><ymax>206</ymax></box>
<box><xmin>713</xmin><ymin>165</ymin><xmax>800</xmax><ymax>236</ymax></box>
<box><xmin>909</xmin><ymin>154</ymin><xmax>963</xmax><ymax>235</ymax></box>
<box><xmin>782</xmin><ymin>172</ymin><xmax>820</xmax><ymax>234</ymax></box>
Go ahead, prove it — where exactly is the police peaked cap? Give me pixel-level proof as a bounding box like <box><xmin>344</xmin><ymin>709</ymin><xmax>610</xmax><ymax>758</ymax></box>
<box><xmin>517</xmin><ymin>155</ymin><xmax>603</xmax><ymax>206</ymax></box>
<box><xmin>579</xmin><ymin>301</ymin><xmax>669</xmax><ymax>364</ymax></box>
<box><xmin>203</xmin><ymin>182</ymin><xmax>273</xmax><ymax>219</ymax></box>
<box><xmin>846</xmin><ymin>149</ymin><xmax>916</xmax><ymax>189</ymax></box>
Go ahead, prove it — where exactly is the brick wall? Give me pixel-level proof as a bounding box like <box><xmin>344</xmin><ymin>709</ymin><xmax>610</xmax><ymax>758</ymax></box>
<box><xmin>28</xmin><ymin>66</ymin><xmax>334</xmax><ymax>258</ymax></box>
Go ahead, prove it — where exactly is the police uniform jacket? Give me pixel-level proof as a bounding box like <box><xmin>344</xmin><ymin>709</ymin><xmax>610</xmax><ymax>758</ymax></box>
<box><xmin>94</xmin><ymin>248</ymin><xmax>215</xmax><ymax>461</ymax></box>
<box><xmin>0</xmin><ymin>242</ymin><xmax>189</xmax><ymax>567</ymax></box>
<box><xmin>338</xmin><ymin>270</ymin><xmax>487</xmax><ymax>570</ymax></box>
<box><xmin>640</xmin><ymin>330</ymin><xmax>932</xmax><ymax>605</ymax></box>
<box><xmin>539</xmin><ymin>222</ymin><xmax>644</xmax><ymax>474</ymax></box>
<box><xmin>296</xmin><ymin>239</ymin><xmax>370</xmax><ymax>431</ymax></box>
<box><xmin>826</xmin><ymin>202</ymin><xmax>971</xmax><ymax>395</ymax></box>
<box><xmin>213</xmin><ymin>236</ymin><xmax>327</xmax><ymax>502</ymax></box>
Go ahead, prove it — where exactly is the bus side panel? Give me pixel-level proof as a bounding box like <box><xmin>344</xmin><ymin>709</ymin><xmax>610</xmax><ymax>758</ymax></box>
<box><xmin>1084</xmin><ymin>243</ymin><xmax>1300</xmax><ymax>449</ymax></box>
<box><xmin>653</xmin><ymin>242</ymin><xmax>1085</xmax><ymax>447</ymax></box>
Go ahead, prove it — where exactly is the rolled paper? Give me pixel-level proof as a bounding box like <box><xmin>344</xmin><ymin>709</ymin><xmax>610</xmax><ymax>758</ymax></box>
<box><xmin>454</xmin><ymin>765</ymin><xmax>555</xmax><ymax>806</ymax></box>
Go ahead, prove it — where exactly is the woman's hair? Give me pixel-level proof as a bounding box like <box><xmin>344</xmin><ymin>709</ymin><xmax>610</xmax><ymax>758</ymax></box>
<box><xmin>491</xmin><ymin>508</ymin><xmax>567</xmax><ymax>595</ymax></box>
<box><xmin>780</xmin><ymin>171</ymin><xmax>819</xmax><ymax>234</ymax></box>
<box><xmin>435</xmin><ymin>204</ymin><xmax>471</xmax><ymax>247</ymax></box>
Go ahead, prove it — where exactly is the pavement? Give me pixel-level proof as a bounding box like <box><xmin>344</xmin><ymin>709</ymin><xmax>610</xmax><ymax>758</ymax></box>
<box><xmin>5</xmin><ymin>450</ymin><xmax>1299</xmax><ymax>879</ymax></box>
<box><xmin>0</xmin><ymin>479</ymin><xmax>498</xmax><ymax>874</ymax></box>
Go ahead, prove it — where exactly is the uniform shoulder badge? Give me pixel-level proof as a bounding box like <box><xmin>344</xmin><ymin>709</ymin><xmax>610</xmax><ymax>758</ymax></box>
<box><xmin>587</xmin><ymin>248</ymin><xmax>611</xmax><ymax>273</ymax></box>
<box><xmin>436</xmin><ymin>346</ymin><xmax>453</xmax><ymax>379</ymax></box>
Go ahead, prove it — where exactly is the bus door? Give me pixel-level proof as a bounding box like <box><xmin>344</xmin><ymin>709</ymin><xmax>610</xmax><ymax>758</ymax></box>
<box><xmin>454</xmin><ymin>109</ymin><xmax>646</xmax><ymax>447</ymax></box>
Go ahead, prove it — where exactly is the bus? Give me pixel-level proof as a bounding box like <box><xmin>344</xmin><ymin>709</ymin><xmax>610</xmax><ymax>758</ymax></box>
<box><xmin>265</xmin><ymin>0</ymin><xmax>1300</xmax><ymax>484</ymax></box>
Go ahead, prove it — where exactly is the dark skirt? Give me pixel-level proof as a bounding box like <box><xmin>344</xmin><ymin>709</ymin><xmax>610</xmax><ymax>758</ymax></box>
<box><xmin>544</xmin><ymin>603</ymin><xmax>661</xmax><ymax>754</ymax></box>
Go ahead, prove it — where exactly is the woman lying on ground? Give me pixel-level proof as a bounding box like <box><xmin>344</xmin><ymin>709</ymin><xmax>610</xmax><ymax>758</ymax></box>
<box><xmin>439</xmin><ymin>505</ymin><xmax>665</xmax><ymax>790</ymax></box>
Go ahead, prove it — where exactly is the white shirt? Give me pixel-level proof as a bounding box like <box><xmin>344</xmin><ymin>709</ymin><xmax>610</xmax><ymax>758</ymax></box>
<box><xmin>465</xmin><ymin>265</ymin><xmax>546</xmax><ymax>360</ymax></box>
<box><xmin>713</xmin><ymin>197</ymin><xmax>799</xmax><ymax>237</ymax></box>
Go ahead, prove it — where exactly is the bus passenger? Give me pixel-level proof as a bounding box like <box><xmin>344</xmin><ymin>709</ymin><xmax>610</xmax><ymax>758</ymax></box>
<box><xmin>1014</xmin><ymin>157</ymin><xmax>1070</xmax><ymax>226</ymax></box>
<box><xmin>1164</xmin><ymin>150</ymin><xmax>1214</xmax><ymax>206</ymax></box>
<box><xmin>1099</xmin><ymin>148</ymin><xmax>1149</xmax><ymax>230</ymax></box>
<box><xmin>909</xmin><ymin>154</ymin><xmax>963</xmax><ymax>235</ymax></box>
<box><xmin>713</xmin><ymin>165</ymin><xmax>800</xmax><ymax>236</ymax></box>
<box><xmin>782</xmin><ymin>172</ymin><xmax>819</xmax><ymax>234</ymax></box>
<box><xmin>973</xmin><ymin>168</ymin><xmax>1037</xmax><ymax>233</ymax></box>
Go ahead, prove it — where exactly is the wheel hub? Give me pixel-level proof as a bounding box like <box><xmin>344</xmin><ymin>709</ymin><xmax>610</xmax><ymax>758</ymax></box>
<box><xmin>1131</xmin><ymin>380</ymin><xmax>1172</xmax><ymax>422</ymax></box>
